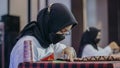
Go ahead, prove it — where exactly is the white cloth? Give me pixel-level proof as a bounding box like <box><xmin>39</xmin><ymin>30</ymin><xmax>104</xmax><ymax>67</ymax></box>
<box><xmin>82</xmin><ymin>44</ymin><xmax>113</xmax><ymax>58</ymax></box>
<box><xmin>9</xmin><ymin>36</ymin><xmax>66</xmax><ymax>68</ymax></box>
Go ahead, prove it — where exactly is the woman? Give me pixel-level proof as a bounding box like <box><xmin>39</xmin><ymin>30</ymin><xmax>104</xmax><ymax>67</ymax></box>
<box><xmin>9</xmin><ymin>3</ymin><xmax>77</xmax><ymax>68</ymax></box>
<box><xmin>78</xmin><ymin>27</ymin><xmax>119</xmax><ymax>58</ymax></box>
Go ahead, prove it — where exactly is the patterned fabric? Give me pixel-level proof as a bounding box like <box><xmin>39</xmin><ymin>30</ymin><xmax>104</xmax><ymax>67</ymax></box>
<box><xmin>76</xmin><ymin>56</ymin><xmax>120</xmax><ymax>61</ymax></box>
<box><xmin>57</xmin><ymin>56</ymin><xmax>120</xmax><ymax>62</ymax></box>
<box><xmin>18</xmin><ymin>56</ymin><xmax>120</xmax><ymax>68</ymax></box>
<box><xmin>18</xmin><ymin>62</ymin><xmax>113</xmax><ymax>68</ymax></box>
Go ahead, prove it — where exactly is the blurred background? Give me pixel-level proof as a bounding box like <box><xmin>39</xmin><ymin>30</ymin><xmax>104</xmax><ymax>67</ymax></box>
<box><xmin>0</xmin><ymin>0</ymin><xmax>120</xmax><ymax>68</ymax></box>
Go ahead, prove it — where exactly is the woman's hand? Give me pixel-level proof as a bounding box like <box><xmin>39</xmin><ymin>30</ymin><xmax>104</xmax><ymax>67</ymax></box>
<box><xmin>109</xmin><ymin>41</ymin><xmax>119</xmax><ymax>50</ymax></box>
<box><xmin>61</xmin><ymin>47</ymin><xmax>76</xmax><ymax>62</ymax></box>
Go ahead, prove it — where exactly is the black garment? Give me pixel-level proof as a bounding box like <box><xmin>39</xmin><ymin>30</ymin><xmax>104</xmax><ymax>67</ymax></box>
<box><xmin>16</xmin><ymin>3</ymin><xmax>77</xmax><ymax>48</ymax></box>
<box><xmin>78</xmin><ymin>27</ymin><xmax>100</xmax><ymax>57</ymax></box>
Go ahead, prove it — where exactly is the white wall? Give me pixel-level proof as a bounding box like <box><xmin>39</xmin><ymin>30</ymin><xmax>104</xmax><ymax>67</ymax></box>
<box><xmin>0</xmin><ymin>0</ymin><xmax>8</xmax><ymax>21</ymax></box>
<box><xmin>39</xmin><ymin>0</ymin><xmax>46</xmax><ymax>10</ymax></box>
<box><xmin>83</xmin><ymin>0</ymin><xmax>97</xmax><ymax>30</ymax></box>
<box><xmin>86</xmin><ymin>0</ymin><xmax>97</xmax><ymax>27</ymax></box>
<box><xmin>96</xmin><ymin>0</ymin><xmax>108</xmax><ymax>47</ymax></box>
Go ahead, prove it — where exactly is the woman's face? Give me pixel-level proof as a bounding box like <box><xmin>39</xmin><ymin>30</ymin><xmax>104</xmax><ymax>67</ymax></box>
<box><xmin>96</xmin><ymin>32</ymin><xmax>101</xmax><ymax>39</ymax></box>
<box><xmin>95</xmin><ymin>32</ymin><xmax>101</xmax><ymax>44</ymax></box>
<box><xmin>56</xmin><ymin>25</ymin><xmax>72</xmax><ymax>34</ymax></box>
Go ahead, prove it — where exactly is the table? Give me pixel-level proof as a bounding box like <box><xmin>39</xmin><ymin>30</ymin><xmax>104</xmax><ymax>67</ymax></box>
<box><xmin>18</xmin><ymin>61</ymin><xmax>120</xmax><ymax>68</ymax></box>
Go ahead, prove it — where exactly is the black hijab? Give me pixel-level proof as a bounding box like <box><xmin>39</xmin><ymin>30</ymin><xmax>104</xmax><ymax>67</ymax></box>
<box><xmin>78</xmin><ymin>27</ymin><xmax>100</xmax><ymax>57</ymax></box>
<box><xmin>16</xmin><ymin>3</ymin><xmax>77</xmax><ymax>48</ymax></box>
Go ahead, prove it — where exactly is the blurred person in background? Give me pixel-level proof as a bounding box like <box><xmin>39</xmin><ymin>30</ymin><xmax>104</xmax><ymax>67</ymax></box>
<box><xmin>78</xmin><ymin>27</ymin><xmax>119</xmax><ymax>58</ymax></box>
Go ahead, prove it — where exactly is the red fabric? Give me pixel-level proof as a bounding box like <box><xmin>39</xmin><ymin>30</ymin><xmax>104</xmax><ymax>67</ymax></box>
<box><xmin>40</xmin><ymin>53</ymin><xmax>54</xmax><ymax>61</ymax></box>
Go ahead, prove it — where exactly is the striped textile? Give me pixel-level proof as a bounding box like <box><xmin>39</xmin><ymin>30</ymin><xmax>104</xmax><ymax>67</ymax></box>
<box><xmin>18</xmin><ymin>61</ymin><xmax>113</xmax><ymax>68</ymax></box>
